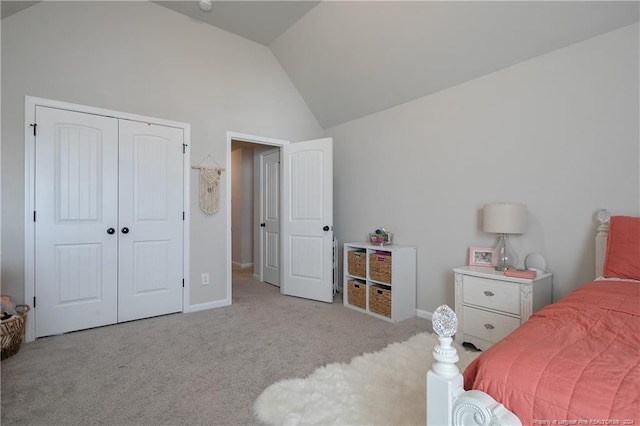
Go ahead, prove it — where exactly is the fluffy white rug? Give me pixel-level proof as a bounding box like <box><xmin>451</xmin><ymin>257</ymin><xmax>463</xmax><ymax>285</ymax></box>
<box><xmin>253</xmin><ymin>332</ymin><xmax>480</xmax><ymax>426</ymax></box>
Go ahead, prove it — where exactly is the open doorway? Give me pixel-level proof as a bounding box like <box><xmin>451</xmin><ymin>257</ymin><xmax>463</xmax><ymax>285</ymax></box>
<box><xmin>229</xmin><ymin>134</ymin><xmax>288</xmax><ymax>296</ymax></box>
<box><xmin>226</xmin><ymin>132</ymin><xmax>335</xmax><ymax>304</ymax></box>
<box><xmin>230</xmin><ymin>140</ymin><xmax>280</xmax><ymax>285</ymax></box>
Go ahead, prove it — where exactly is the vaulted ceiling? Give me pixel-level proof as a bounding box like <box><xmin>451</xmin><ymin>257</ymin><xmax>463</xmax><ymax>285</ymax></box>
<box><xmin>2</xmin><ymin>1</ymin><xmax>638</xmax><ymax>128</ymax></box>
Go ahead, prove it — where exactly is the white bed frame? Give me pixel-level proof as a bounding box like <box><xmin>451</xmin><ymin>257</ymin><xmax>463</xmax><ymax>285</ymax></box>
<box><xmin>426</xmin><ymin>216</ymin><xmax>610</xmax><ymax>425</ymax></box>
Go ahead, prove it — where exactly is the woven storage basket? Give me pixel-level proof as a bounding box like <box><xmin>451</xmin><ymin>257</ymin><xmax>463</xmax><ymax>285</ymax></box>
<box><xmin>1</xmin><ymin>305</ymin><xmax>30</xmax><ymax>360</ymax></box>
<box><xmin>369</xmin><ymin>285</ymin><xmax>392</xmax><ymax>318</ymax></box>
<box><xmin>347</xmin><ymin>251</ymin><xmax>366</xmax><ymax>277</ymax></box>
<box><xmin>369</xmin><ymin>253</ymin><xmax>392</xmax><ymax>283</ymax></box>
<box><xmin>347</xmin><ymin>280</ymin><xmax>366</xmax><ymax>309</ymax></box>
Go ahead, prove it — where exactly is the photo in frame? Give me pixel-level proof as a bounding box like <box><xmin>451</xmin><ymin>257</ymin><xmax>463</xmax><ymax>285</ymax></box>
<box><xmin>469</xmin><ymin>246</ymin><xmax>496</xmax><ymax>267</ymax></box>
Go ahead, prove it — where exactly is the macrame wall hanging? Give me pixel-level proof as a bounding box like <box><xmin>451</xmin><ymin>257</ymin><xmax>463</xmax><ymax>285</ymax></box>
<box><xmin>192</xmin><ymin>156</ymin><xmax>225</xmax><ymax>215</ymax></box>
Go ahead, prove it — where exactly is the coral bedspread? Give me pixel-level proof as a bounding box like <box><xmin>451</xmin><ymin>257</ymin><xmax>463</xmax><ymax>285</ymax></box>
<box><xmin>463</xmin><ymin>280</ymin><xmax>639</xmax><ymax>426</ymax></box>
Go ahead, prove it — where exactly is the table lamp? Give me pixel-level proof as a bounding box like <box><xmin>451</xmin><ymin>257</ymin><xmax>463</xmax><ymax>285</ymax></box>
<box><xmin>483</xmin><ymin>203</ymin><xmax>527</xmax><ymax>271</ymax></box>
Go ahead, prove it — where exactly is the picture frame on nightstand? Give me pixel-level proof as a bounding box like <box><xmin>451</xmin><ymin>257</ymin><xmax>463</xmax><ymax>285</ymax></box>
<box><xmin>468</xmin><ymin>246</ymin><xmax>496</xmax><ymax>267</ymax></box>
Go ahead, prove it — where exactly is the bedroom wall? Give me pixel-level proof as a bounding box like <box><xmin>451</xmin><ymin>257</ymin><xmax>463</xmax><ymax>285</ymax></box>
<box><xmin>326</xmin><ymin>23</ymin><xmax>639</xmax><ymax>314</ymax></box>
<box><xmin>231</xmin><ymin>147</ymin><xmax>254</xmax><ymax>267</ymax></box>
<box><xmin>1</xmin><ymin>2</ymin><xmax>323</xmax><ymax>307</ymax></box>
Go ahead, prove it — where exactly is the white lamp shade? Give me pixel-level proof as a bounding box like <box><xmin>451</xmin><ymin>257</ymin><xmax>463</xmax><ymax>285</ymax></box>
<box><xmin>483</xmin><ymin>203</ymin><xmax>527</xmax><ymax>234</ymax></box>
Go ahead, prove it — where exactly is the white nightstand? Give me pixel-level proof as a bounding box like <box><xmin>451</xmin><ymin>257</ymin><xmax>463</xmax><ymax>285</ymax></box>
<box><xmin>453</xmin><ymin>266</ymin><xmax>553</xmax><ymax>350</ymax></box>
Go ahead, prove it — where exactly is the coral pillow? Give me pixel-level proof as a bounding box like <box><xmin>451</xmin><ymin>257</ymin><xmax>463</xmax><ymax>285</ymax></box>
<box><xmin>603</xmin><ymin>216</ymin><xmax>640</xmax><ymax>280</ymax></box>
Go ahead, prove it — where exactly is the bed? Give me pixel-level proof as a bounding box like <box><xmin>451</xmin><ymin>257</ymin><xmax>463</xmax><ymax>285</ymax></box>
<box><xmin>427</xmin><ymin>212</ymin><xmax>640</xmax><ymax>426</ymax></box>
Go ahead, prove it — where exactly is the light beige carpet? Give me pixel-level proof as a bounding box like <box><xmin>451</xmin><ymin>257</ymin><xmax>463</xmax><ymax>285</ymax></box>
<box><xmin>1</xmin><ymin>268</ymin><xmax>432</xmax><ymax>425</ymax></box>
<box><xmin>254</xmin><ymin>332</ymin><xmax>480</xmax><ymax>426</ymax></box>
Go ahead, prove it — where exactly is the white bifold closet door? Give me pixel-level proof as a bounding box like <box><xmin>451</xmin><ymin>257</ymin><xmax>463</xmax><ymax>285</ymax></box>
<box><xmin>34</xmin><ymin>107</ymin><xmax>184</xmax><ymax>338</ymax></box>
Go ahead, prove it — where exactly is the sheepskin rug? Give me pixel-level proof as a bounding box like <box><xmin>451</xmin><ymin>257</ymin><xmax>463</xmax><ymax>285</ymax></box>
<box><xmin>253</xmin><ymin>332</ymin><xmax>480</xmax><ymax>425</ymax></box>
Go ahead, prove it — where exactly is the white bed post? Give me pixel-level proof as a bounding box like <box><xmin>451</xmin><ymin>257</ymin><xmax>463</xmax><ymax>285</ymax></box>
<box><xmin>427</xmin><ymin>306</ymin><xmax>462</xmax><ymax>425</ymax></box>
<box><xmin>594</xmin><ymin>209</ymin><xmax>610</xmax><ymax>278</ymax></box>
<box><xmin>427</xmin><ymin>305</ymin><xmax>521</xmax><ymax>426</ymax></box>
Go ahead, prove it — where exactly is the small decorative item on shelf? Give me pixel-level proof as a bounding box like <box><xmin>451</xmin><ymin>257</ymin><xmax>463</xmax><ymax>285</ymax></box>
<box><xmin>369</xmin><ymin>228</ymin><xmax>393</xmax><ymax>245</ymax></box>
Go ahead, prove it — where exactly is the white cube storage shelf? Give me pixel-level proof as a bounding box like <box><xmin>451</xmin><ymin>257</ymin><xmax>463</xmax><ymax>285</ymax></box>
<box><xmin>343</xmin><ymin>242</ymin><xmax>416</xmax><ymax>322</ymax></box>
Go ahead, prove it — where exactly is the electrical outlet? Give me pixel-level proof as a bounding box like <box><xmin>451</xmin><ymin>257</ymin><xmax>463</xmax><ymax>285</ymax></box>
<box><xmin>201</xmin><ymin>272</ymin><xmax>210</xmax><ymax>286</ymax></box>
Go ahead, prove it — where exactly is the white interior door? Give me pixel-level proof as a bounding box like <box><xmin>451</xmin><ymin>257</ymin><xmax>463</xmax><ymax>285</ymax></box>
<box><xmin>262</xmin><ymin>149</ymin><xmax>280</xmax><ymax>286</ymax></box>
<box><xmin>35</xmin><ymin>107</ymin><xmax>119</xmax><ymax>337</ymax></box>
<box><xmin>34</xmin><ymin>107</ymin><xmax>184</xmax><ymax>337</ymax></box>
<box><xmin>281</xmin><ymin>137</ymin><xmax>333</xmax><ymax>303</ymax></box>
<box><xmin>117</xmin><ymin>120</ymin><xmax>184</xmax><ymax>322</ymax></box>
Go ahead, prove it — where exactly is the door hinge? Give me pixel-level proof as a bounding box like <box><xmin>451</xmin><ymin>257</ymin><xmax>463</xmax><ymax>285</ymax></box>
<box><xmin>182</xmin><ymin>279</ymin><xmax>185</xmax><ymax>288</ymax></box>
<box><xmin>183</xmin><ymin>143</ymin><xmax>187</xmax><ymax>154</ymax></box>
<box><xmin>30</xmin><ymin>123</ymin><xmax>37</xmax><ymax>136</ymax></box>
<box><xmin>33</xmin><ymin>211</ymin><xmax>36</xmax><ymax>222</ymax></box>
<box><xmin>33</xmin><ymin>297</ymin><xmax>36</xmax><ymax>308</ymax></box>
<box><xmin>183</xmin><ymin>211</ymin><xmax>185</xmax><ymax>221</ymax></box>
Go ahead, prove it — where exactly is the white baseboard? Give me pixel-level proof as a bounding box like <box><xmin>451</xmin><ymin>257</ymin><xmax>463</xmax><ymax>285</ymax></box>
<box><xmin>185</xmin><ymin>298</ymin><xmax>231</xmax><ymax>313</ymax></box>
<box><xmin>232</xmin><ymin>261</ymin><xmax>254</xmax><ymax>268</ymax></box>
<box><xmin>253</xmin><ymin>274</ymin><xmax>261</xmax><ymax>281</ymax></box>
<box><xmin>416</xmin><ymin>309</ymin><xmax>433</xmax><ymax>321</ymax></box>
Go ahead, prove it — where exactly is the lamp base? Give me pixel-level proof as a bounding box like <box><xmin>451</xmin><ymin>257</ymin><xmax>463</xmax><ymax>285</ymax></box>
<box><xmin>494</xmin><ymin>233</ymin><xmax>518</xmax><ymax>272</ymax></box>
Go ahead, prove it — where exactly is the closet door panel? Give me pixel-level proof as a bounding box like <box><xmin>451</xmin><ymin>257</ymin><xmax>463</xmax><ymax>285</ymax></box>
<box><xmin>117</xmin><ymin>120</ymin><xmax>184</xmax><ymax>322</ymax></box>
<box><xmin>34</xmin><ymin>107</ymin><xmax>119</xmax><ymax>337</ymax></box>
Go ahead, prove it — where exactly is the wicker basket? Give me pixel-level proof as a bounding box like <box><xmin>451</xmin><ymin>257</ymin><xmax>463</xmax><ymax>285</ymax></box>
<box><xmin>347</xmin><ymin>251</ymin><xmax>366</xmax><ymax>277</ymax></box>
<box><xmin>369</xmin><ymin>285</ymin><xmax>392</xmax><ymax>318</ymax></box>
<box><xmin>347</xmin><ymin>280</ymin><xmax>366</xmax><ymax>309</ymax></box>
<box><xmin>369</xmin><ymin>253</ymin><xmax>392</xmax><ymax>283</ymax></box>
<box><xmin>1</xmin><ymin>305</ymin><xmax>30</xmax><ymax>360</ymax></box>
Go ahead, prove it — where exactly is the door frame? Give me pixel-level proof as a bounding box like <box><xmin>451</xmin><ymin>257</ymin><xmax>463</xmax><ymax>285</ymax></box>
<box><xmin>225</xmin><ymin>132</ymin><xmax>289</xmax><ymax>301</ymax></box>
<box><xmin>24</xmin><ymin>96</ymin><xmax>191</xmax><ymax>342</ymax></box>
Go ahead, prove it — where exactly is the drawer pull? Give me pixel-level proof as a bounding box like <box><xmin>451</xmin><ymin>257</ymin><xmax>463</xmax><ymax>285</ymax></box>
<box><xmin>484</xmin><ymin>323</ymin><xmax>495</xmax><ymax>330</ymax></box>
<box><xmin>483</xmin><ymin>290</ymin><xmax>495</xmax><ymax>297</ymax></box>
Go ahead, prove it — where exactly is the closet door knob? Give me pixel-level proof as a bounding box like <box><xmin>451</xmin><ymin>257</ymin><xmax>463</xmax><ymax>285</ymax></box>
<box><xmin>323</xmin><ymin>225</ymin><xmax>330</xmax><ymax>231</ymax></box>
<box><xmin>107</xmin><ymin>228</ymin><xmax>115</xmax><ymax>235</ymax></box>
<box><xmin>121</xmin><ymin>227</ymin><xmax>130</xmax><ymax>234</ymax></box>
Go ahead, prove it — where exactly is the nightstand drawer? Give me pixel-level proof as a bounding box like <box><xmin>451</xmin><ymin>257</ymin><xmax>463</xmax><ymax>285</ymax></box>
<box><xmin>463</xmin><ymin>306</ymin><xmax>520</xmax><ymax>344</ymax></box>
<box><xmin>462</xmin><ymin>276</ymin><xmax>520</xmax><ymax>315</ymax></box>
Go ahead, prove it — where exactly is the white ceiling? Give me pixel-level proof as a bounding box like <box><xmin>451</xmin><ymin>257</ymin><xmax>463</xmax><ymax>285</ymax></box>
<box><xmin>1</xmin><ymin>1</ymin><xmax>40</xmax><ymax>19</ymax></box>
<box><xmin>271</xmin><ymin>1</ymin><xmax>640</xmax><ymax>128</ymax></box>
<box><xmin>0</xmin><ymin>1</ymin><xmax>319</xmax><ymax>44</ymax></box>
<box><xmin>2</xmin><ymin>1</ymin><xmax>638</xmax><ymax>128</ymax></box>
<box><xmin>152</xmin><ymin>1</ymin><xmax>320</xmax><ymax>45</ymax></box>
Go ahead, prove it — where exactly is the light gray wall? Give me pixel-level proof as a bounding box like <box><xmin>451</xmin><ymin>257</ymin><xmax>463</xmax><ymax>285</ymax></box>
<box><xmin>326</xmin><ymin>24</ymin><xmax>640</xmax><ymax>314</ymax></box>
<box><xmin>231</xmin><ymin>147</ymin><xmax>254</xmax><ymax>267</ymax></box>
<box><xmin>1</xmin><ymin>1</ymin><xmax>323</xmax><ymax>306</ymax></box>
<box><xmin>231</xmin><ymin>149</ymin><xmax>243</xmax><ymax>265</ymax></box>
<box><xmin>240</xmin><ymin>149</ymin><xmax>254</xmax><ymax>266</ymax></box>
